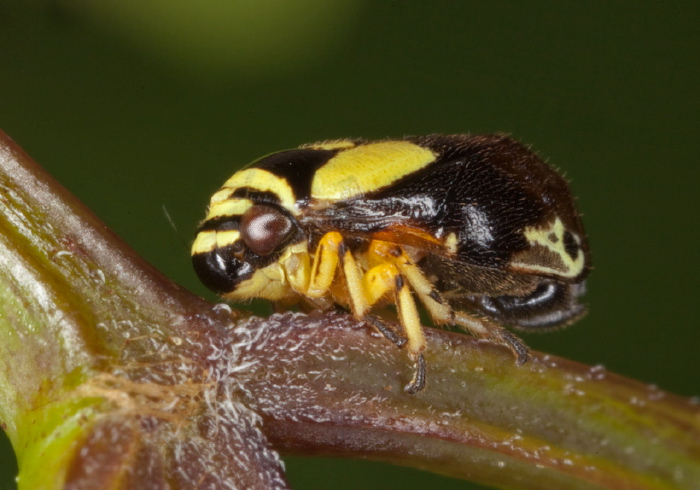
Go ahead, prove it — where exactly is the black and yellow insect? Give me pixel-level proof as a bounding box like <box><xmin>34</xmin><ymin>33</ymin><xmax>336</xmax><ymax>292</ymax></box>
<box><xmin>191</xmin><ymin>134</ymin><xmax>590</xmax><ymax>393</ymax></box>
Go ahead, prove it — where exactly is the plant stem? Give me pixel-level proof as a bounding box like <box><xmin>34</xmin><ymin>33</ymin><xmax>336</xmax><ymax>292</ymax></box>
<box><xmin>0</xmin><ymin>130</ymin><xmax>698</xmax><ymax>489</ymax></box>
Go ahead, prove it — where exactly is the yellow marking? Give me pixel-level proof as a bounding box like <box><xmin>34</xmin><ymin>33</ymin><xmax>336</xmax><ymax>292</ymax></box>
<box><xmin>511</xmin><ymin>217</ymin><xmax>585</xmax><ymax>278</ymax></box>
<box><xmin>311</xmin><ymin>141</ymin><xmax>436</xmax><ymax>201</ymax></box>
<box><xmin>206</xmin><ymin>199</ymin><xmax>253</xmax><ymax>220</ymax></box>
<box><xmin>216</xmin><ymin>230</ymin><xmax>241</xmax><ymax>249</ymax></box>
<box><xmin>222</xmin><ymin>168</ymin><xmax>298</xmax><ymax>214</ymax></box>
<box><xmin>302</xmin><ymin>139</ymin><xmax>358</xmax><ymax>151</ymax></box>
<box><xmin>444</xmin><ymin>232</ymin><xmax>458</xmax><ymax>254</ymax></box>
<box><xmin>191</xmin><ymin>230</ymin><xmax>218</xmax><ymax>255</ymax></box>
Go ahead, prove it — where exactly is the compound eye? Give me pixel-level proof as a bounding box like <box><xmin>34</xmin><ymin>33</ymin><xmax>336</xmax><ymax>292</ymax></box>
<box><xmin>239</xmin><ymin>204</ymin><xmax>293</xmax><ymax>256</ymax></box>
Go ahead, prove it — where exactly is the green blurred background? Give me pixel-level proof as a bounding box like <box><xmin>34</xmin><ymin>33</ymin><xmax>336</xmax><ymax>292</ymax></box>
<box><xmin>1</xmin><ymin>1</ymin><xmax>698</xmax><ymax>489</ymax></box>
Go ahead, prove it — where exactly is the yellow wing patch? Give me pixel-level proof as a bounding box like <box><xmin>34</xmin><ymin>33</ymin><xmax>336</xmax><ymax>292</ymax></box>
<box><xmin>311</xmin><ymin>141</ymin><xmax>436</xmax><ymax>201</ymax></box>
<box><xmin>511</xmin><ymin>217</ymin><xmax>585</xmax><ymax>279</ymax></box>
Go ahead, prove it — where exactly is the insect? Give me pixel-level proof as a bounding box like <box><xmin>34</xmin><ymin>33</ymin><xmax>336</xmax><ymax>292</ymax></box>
<box><xmin>191</xmin><ymin>134</ymin><xmax>590</xmax><ymax>393</ymax></box>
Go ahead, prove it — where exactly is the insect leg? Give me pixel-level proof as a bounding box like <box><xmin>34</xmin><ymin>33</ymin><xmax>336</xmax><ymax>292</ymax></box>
<box><xmin>409</xmin><ymin>352</ymin><xmax>427</xmax><ymax>395</ymax></box>
<box><xmin>307</xmin><ymin>231</ymin><xmax>370</xmax><ymax>318</ymax></box>
<box><xmin>363</xmin><ymin>262</ymin><xmax>398</xmax><ymax>305</ymax></box>
<box><xmin>365</xmin><ymin>260</ymin><xmax>426</xmax><ymax>355</ymax></box>
<box><xmin>362</xmin><ymin>264</ymin><xmax>407</xmax><ymax>345</ymax></box>
<box><xmin>395</xmin><ymin>274</ymin><xmax>427</xmax><ymax>393</ymax></box>
<box><xmin>364</xmin><ymin>314</ymin><xmax>406</xmax><ymax>347</ymax></box>
<box><xmin>393</xmin><ymin>251</ymin><xmax>454</xmax><ymax>325</ymax></box>
<box><xmin>367</xmin><ymin>240</ymin><xmax>453</xmax><ymax>324</ymax></box>
<box><xmin>339</xmin><ymin>242</ymin><xmax>370</xmax><ymax>318</ymax></box>
<box><xmin>453</xmin><ymin>311</ymin><xmax>530</xmax><ymax>365</ymax></box>
<box><xmin>366</xmin><ymin>241</ymin><xmax>429</xmax><ymax>392</ymax></box>
<box><xmin>388</xmin><ymin>242</ymin><xmax>530</xmax><ymax>365</ymax></box>
<box><xmin>364</xmin><ymin>259</ymin><xmax>426</xmax><ymax>392</ymax></box>
<box><xmin>307</xmin><ymin>232</ymin><xmax>342</xmax><ymax>298</ymax></box>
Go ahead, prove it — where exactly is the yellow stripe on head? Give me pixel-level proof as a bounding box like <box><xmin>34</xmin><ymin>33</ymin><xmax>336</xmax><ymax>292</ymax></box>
<box><xmin>191</xmin><ymin>229</ymin><xmax>242</xmax><ymax>256</ymax></box>
<box><xmin>206</xmin><ymin>199</ymin><xmax>253</xmax><ymax>221</ymax></box>
<box><xmin>222</xmin><ymin>168</ymin><xmax>297</xmax><ymax>214</ymax></box>
<box><xmin>216</xmin><ymin>230</ymin><xmax>241</xmax><ymax>249</ymax></box>
<box><xmin>311</xmin><ymin>141</ymin><xmax>436</xmax><ymax>201</ymax></box>
<box><xmin>210</xmin><ymin>187</ymin><xmax>237</xmax><ymax>205</ymax></box>
<box><xmin>191</xmin><ymin>230</ymin><xmax>218</xmax><ymax>255</ymax></box>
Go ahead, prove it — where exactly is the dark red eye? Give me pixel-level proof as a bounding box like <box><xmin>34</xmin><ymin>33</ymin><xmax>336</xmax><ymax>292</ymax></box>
<box><xmin>239</xmin><ymin>204</ymin><xmax>293</xmax><ymax>256</ymax></box>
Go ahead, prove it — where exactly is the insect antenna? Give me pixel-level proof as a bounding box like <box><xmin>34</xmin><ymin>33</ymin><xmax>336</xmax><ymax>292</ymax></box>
<box><xmin>162</xmin><ymin>204</ymin><xmax>190</xmax><ymax>253</ymax></box>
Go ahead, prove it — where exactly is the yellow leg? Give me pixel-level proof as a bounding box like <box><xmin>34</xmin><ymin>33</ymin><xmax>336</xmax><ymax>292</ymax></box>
<box><xmin>363</xmin><ymin>263</ymin><xmax>399</xmax><ymax>306</ymax></box>
<box><xmin>373</xmin><ymin>238</ymin><xmax>529</xmax><ymax>366</ymax></box>
<box><xmin>284</xmin><ymin>244</ymin><xmax>311</xmax><ymax>293</ymax></box>
<box><xmin>368</xmin><ymin>240</ymin><xmax>453</xmax><ymax>325</ymax></box>
<box><xmin>365</xmin><ymin>243</ymin><xmax>429</xmax><ymax>393</ymax></box>
<box><xmin>395</xmin><ymin>253</ymin><xmax>453</xmax><ymax>326</ymax></box>
<box><xmin>363</xmin><ymin>250</ymin><xmax>426</xmax><ymax>358</ymax></box>
<box><xmin>307</xmin><ymin>231</ymin><xmax>369</xmax><ymax>318</ymax></box>
<box><xmin>395</xmin><ymin>275</ymin><xmax>426</xmax><ymax>358</ymax></box>
<box><xmin>307</xmin><ymin>232</ymin><xmax>342</xmax><ymax>298</ymax></box>
<box><xmin>395</xmin><ymin>275</ymin><xmax>427</xmax><ymax>393</ymax></box>
<box><xmin>340</xmin><ymin>245</ymin><xmax>370</xmax><ymax>318</ymax></box>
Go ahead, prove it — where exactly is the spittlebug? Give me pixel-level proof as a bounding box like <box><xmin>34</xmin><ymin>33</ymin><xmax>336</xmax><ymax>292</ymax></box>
<box><xmin>192</xmin><ymin>134</ymin><xmax>590</xmax><ymax>393</ymax></box>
